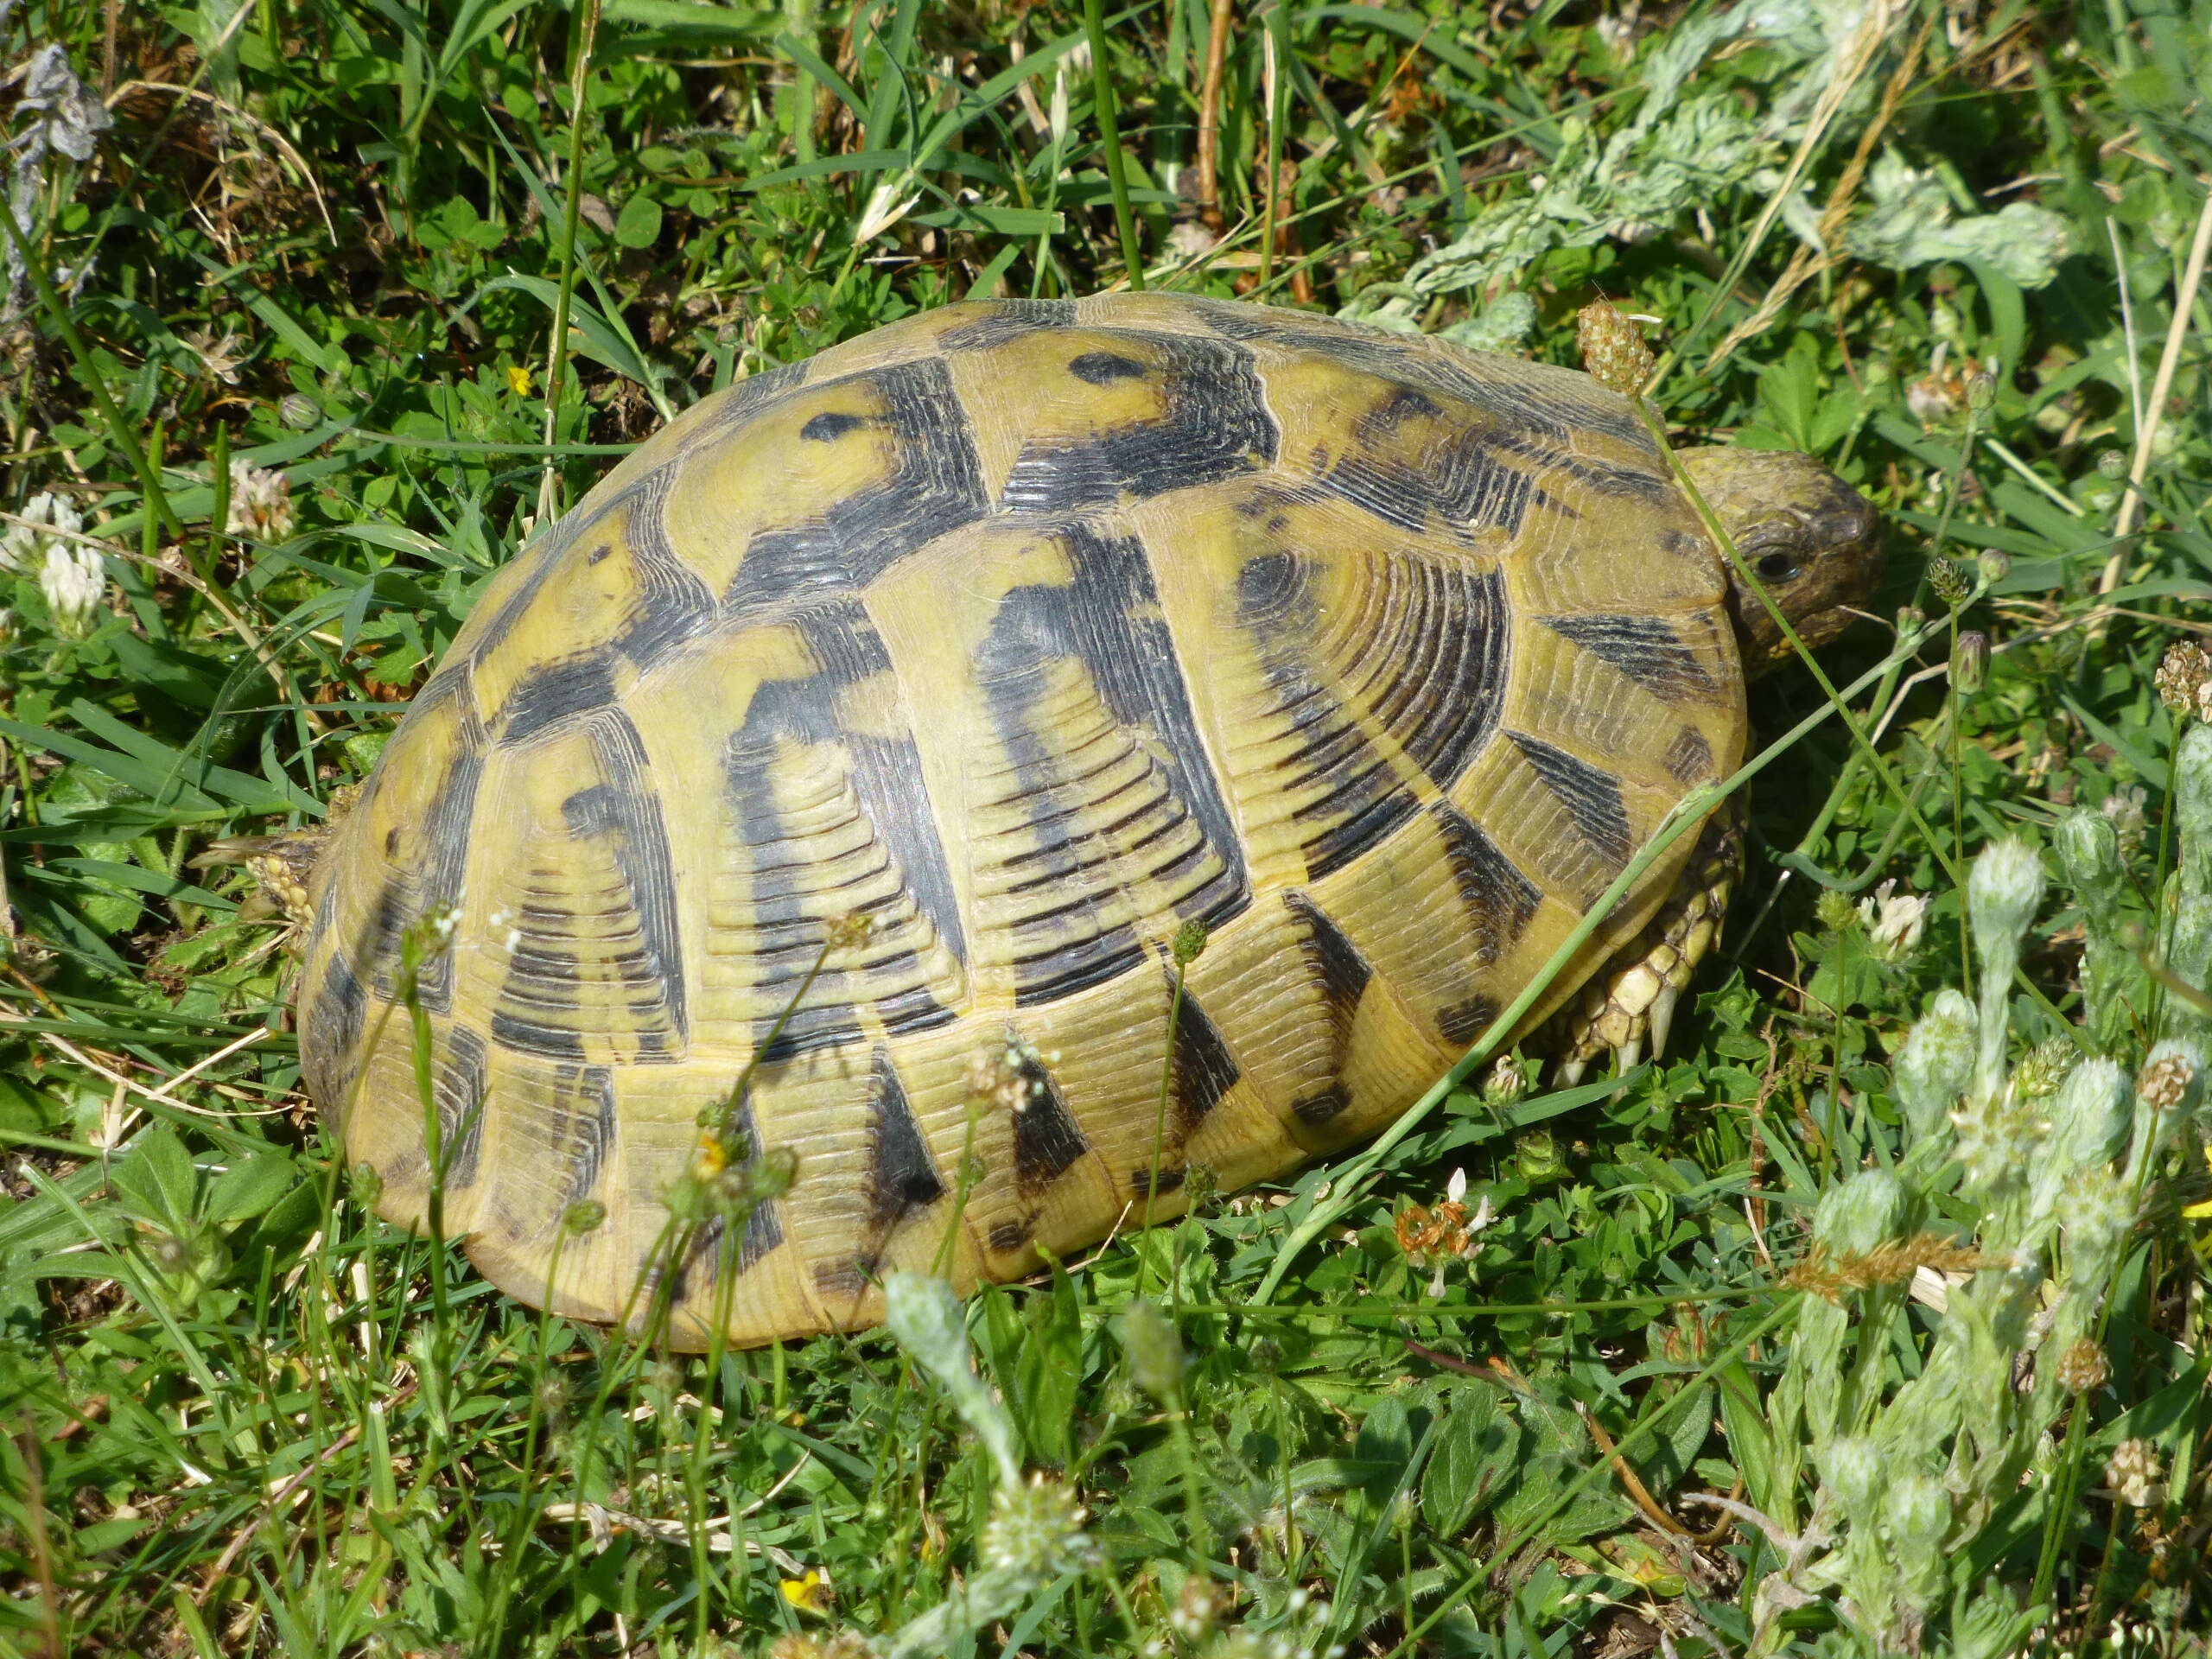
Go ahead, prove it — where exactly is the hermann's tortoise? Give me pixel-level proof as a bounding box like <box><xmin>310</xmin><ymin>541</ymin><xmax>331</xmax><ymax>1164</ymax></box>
<box><xmin>286</xmin><ymin>294</ymin><xmax>1879</xmax><ymax>1348</ymax></box>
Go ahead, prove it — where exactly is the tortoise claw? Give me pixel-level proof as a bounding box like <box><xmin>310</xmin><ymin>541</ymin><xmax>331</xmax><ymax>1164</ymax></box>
<box><xmin>1556</xmin><ymin>1056</ymin><xmax>1587</xmax><ymax>1089</ymax></box>
<box><xmin>1613</xmin><ymin>1039</ymin><xmax>1642</xmax><ymax>1076</ymax></box>
<box><xmin>1648</xmin><ymin>986</ymin><xmax>1680</xmax><ymax>1062</ymax></box>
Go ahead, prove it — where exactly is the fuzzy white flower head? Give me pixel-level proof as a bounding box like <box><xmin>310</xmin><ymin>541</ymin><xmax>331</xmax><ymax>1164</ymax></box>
<box><xmin>1</xmin><ymin>491</ymin><xmax>82</xmax><ymax>574</ymax></box>
<box><xmin>40</xmin><ymin>541</ymin><xmax>105</xmax><ymax>639</ymax></box>
<box><xmin>981</xmin><ymin>1473</ymin><xmax>1097</xmax><ymax>1586</ymax></box>
<box><xmin>1857</xmin><ymin>879</ymin><xmax>1929</xmax><ymax>963</ymax></box>
<box><xmin>1967</xmin><ymin>836</ymin><xmax>2045</xmax><ymax>948</ymax></box>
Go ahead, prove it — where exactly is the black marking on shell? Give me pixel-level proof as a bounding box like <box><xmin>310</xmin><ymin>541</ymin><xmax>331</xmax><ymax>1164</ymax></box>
<box><xmin>490</xmin><ymin>471</ymin><xmax>716</xmax><ymax>741</ymax></box>
<box><xmin>1236</xmin><ymin>543</ymin><xmax>1510</xmax><ymax>880</ymax></box>
<box><xmin>1510</xmin><ymin>732</ymin><xmax>1633</xmax><ymax>871</ymax></box>
<box><xmin>1192</xmin><ymin>297</ymin><xmax>1649</xmax><ymax>446</ymax></box>
<box><xmin>1491</xmin><ymin>434</ymin><xmax>1674</xmax><ymax>501</ymax></box>
<box><xmin>1539</xmin><ymin>613</ymin><xmax>1716</xmax><ymax>703</ymax></box>
<box><xmin>1663</xmin><ymin>727</ymin><xmax>1716</xmax><ymax>784</ymax></box>
<box><xmin>500</xmin><ymin>652</ymin><xmax>619</xmax><ymax>747</ymax></box>
<box><xmin>939</xmin><ymin>299</ymin><xmax>1078</xmax><ymax>349</ymax></box>
<box><xmin>1167</xmin><ymin>974</ymin><xmax>1241</xmax><ymax>1131</ymax></box>
<box><xmin>556</xmin><ymin>1065</ymin><xmax>620</xmax><ymax>1213</ymax></box>
<box><xmin>652</xmin><ymin>1090</ymin><xmax>782</xmax><ymax>1311</ymax></box>
<box><xmin>813</xmin><ymin>1262</ymin><xmax>872</xmax><ymax>1299</ymax></box>
<box><xmin>404</xmin><ymin>684</ymin><xmax>489</xmax><ymax>1014</ymax></box>
<box><xmin>431</xmin><ymin>1024</ymin><xmax>489</xmax><ymax>1190</ymax></box>
<box><xmin>352</xmin><ymin>874</ymin><xmax>410</xmax><ymax>1005</ymax></box>
<box><xmin>997</xmin><ymin>331</ymin><xmax>1277</xmax><ymax>513</ymax></box>
<box><xmin>1292</xmin><ymin>1084</ymin><xmax>1351</xmax><ymax>1126</ymax></box>
<box><xmin>697</xmin><ymin>359</ymin><xmax>809</xmax><ymax>438</ymax></box>
<box><xmin>490</xmin><ymin>711</ymin><xmax>688</xmax><ymax>1060</ymax></box>
<box><xmin>1284</xmin><ymin>891</ymin><xmax>1370</xmax><ymax>1125</ymax></box>
<box><xmin>1316</xmin><ymin>403</ymin><xmax>1544</xmax><ymax>538</ymax></box>
<box><xmin>1436</xmin><ymin>994</ymin><xmax>1501</xmax><ymax>1046</ymax></box>
<box><xmin>723</xmin><ymin>600</ymin><xmax>964</xmax><ymax>1058</ymax></box>
<box><xmin>726</xmin><ymin>358</ymin><xmax>988</xmax><ymax>612</ymax></box>
<box><xmin>1429</xmin><ymin>804</ymin><xmax>1542</xmax><ymax>967</ymax></box>
<box><xmin>307</xmin><ymin>949</ymin><xmax>368</xmax><ymax>1107</ymax></box>
<box><xmin>1131</xmin><ymin>1166</ymin><xmax>1185</xmax><ymax>1198</ymax></box>
<box><xmin>1068</xmin><ymin>351</ymin><xmax>1147</xmax><ymax>385</ymax></box>
<box><xmin>865</xmin><ymin>1049</ymin><xmax>945</xmax><ymax>1232</ymax></box>
<box><xmin>988</xmin><ymin>1219</ymin><xmax>1032</xmax><ymax>1255</ymax></box>
<box><xmin>801</xmin><ymin>410</ymin><xmax>866</xmax><ymax>442</ymax></box>
<box><xmin>976</xmin><ymin>523</ymin><xmax>1249</xmax><ymax>1007</ymax></box>
<box><xmin>1011</xmin><ymin>1050</ymin><xmax>1088</xmax><ymax>1195</ymax></box>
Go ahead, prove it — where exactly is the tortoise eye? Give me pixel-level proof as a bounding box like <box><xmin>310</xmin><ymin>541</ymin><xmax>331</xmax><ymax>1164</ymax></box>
<box><xmin>1756</xmin><ymin>552</ymin><xmax>1800</xmax><ymax>582</ymax></box>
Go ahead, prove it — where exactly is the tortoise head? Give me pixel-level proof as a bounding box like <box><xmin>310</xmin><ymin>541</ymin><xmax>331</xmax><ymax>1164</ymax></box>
<box><xmin>1675</xmin><ymin>447</ymin><xmax>1883</xmax><ymax>676</ymax></box>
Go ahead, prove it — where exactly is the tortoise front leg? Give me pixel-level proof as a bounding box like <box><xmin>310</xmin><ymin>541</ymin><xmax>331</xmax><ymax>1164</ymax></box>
<box><xmin>1551</xmin><ymin>799</ymin><xmax>1745</xmax><ymax>1085</ymax></box>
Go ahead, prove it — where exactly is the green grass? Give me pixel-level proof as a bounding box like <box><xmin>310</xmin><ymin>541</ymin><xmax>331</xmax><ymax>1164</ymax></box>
<box><xmin>0</xmin><ymin>0</ymin><xmax>2208</xmax><ymax>1654</ymax></box>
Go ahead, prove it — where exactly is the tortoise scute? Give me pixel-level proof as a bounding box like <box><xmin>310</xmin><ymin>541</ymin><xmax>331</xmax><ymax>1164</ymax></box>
<box><xmin>303</xmin><ymin>295</ymin><xmax>1750</xmax><ymax>1346</ymax></box>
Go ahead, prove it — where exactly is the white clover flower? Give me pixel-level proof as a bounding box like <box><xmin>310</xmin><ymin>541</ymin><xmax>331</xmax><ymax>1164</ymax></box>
<box><xmin>39</xmin><ymin>540</ymin><xmax>105</xmax><ymax>638</ymax></box>
<box><xmin>227</xmin><ymin>460</ymin><xmax>296</xmax><ymax>541</ymax></box>
<box><xmin>1858</xmin><ymin>879</ymin><xmax>1929</xmax><ymax>963</ymax></box>
<box><xmin>2103</xmin><ymin>1438</ymin><xmax>2163</xmax><ymax>1508</ymax></box>
<box><xmin>0</xmin><ymin>490</ymin><xmax>81</xmax><ymax>573</ymax></box>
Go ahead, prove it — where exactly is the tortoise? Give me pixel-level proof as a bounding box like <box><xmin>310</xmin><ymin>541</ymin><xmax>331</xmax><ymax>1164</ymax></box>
<box><xmin>283</xmin><ymin>293</ymin><xmax>1879</xmax><ymax>1349</ymax></box>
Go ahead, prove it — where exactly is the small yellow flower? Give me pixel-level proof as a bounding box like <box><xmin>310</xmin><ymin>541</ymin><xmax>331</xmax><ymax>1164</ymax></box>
<box><xmin>2184</xmin><ymin>1147</ymin><xmax>2212</xmax><ymax>1220</ymax></box>
<box><xmin>507</xmin><ymin>364</ymin><xmax>533</xmax><ymax>397</ymax></box>
<box><xmin>779</xmin><ymin>1567</ymin><xmax>833</xmax><ymax>1615</ymax></box>
<box><xmin>690</xmin><ymin>1131</ymin><xmax>728</xmax><ymax>1180</ymax></box>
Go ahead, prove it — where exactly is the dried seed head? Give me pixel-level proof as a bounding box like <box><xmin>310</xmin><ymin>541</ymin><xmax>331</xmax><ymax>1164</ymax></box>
<box><xmin>2055</xmin><ymin>1338</ymin><xmax>2111</xmax><ymax>1395</ymax></box>
<box><xmin>2156</xmin><ymin>641</ymin><xmax>2212</xmax><ymax>721</ymax></box>
<box><xmin>1575</xmin><ymin>301</ymin><xmax>1656</xmax><ymax>397</ymax></box>
<box><xmin>2137</xmin><ymin>1050</ymin><xmax>2196</xmax><ymax>1113</ymax></box>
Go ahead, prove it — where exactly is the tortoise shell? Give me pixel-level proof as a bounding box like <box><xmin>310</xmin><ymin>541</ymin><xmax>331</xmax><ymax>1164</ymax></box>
<box><xmin>298</xmin><ymin>294</ymin><xmax>1745</xmax><ymax>1346</ymax></box>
